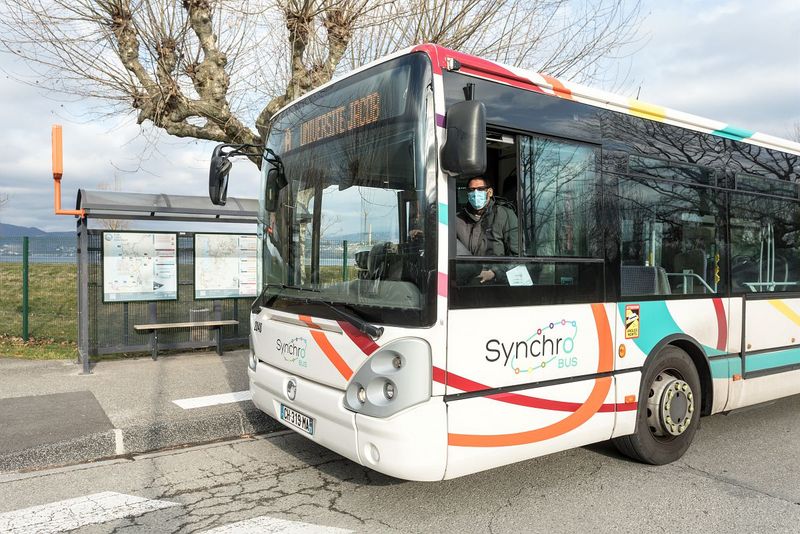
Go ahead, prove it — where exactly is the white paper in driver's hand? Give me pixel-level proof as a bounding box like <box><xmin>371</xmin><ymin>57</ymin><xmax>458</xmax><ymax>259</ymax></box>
<box><xmin>506</xmin><ymin>265</ymin><xmax>533</xmax><ymax>286</ymax></box>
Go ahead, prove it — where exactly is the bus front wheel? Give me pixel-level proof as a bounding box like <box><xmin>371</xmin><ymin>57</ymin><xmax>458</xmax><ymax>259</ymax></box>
<box><xmin>613</xmin><ymin>345</ymin><xmax>701</xmax><ymax>465</ymax></box>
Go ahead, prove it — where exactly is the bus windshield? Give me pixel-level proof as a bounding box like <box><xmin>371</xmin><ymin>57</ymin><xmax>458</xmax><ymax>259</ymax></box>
<box><xmin>259</xmin><ymin>54</ymin><xmax>434</xmax><ymax>327</ymax></box>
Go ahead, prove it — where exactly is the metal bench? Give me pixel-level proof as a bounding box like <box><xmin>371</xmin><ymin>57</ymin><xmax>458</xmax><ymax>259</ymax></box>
<box><xmin>134</xmin><ymin>320</ymin><xmax>239</xmax><ymax>359</ymax></box>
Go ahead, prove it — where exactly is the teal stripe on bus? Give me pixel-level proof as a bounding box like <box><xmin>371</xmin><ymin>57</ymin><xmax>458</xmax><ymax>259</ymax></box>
<box><xmin>438</xmin><ymin>202</ymin><xmax>448</xmax><ymax>225</ymax></box>
<box><xmin>619</xmin><ymin>301</ymin><xmax>682</xmax><ymax>356</ymax></box>
<box><xmin>702</xmin><ymin>344</ymin><xmax>726</xmax><ymax>357</ymax></box>
<box><xmin>746</xmin><ymin>347</ymin><xmax>800</xmax><ymax>373</ymax></box>
<box><xmin>619</xmin><ymin>301</ymin><xmax>734</xmax><ymax>376</ymax></box>
<box><xmin>711</xmin><ymin>125</ymin><xmax>755</xmax><ymax>141</ymax></box>
<box><xmin>710</xmin><ymin>358</ymin><xmax>730</xmax><ymax>379</ymax></box>
<box><xmin>710</xmin><ymin>356</ymin><xmax>741</xmax><ymax>379</ymax></box>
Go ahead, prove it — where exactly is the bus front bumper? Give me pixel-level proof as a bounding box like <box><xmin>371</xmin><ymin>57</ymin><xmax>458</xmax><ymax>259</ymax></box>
<box><xmin>249</xmin><ymin>361</ymin><xmax>447</xmax><ymax>481</ymax></box>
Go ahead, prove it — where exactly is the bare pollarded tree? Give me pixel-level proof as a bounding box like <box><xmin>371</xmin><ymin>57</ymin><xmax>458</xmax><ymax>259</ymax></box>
<box><xmin>1</xmin><ymin>0</ymin><xmax>641</xmax><ymax>166</ymax></box>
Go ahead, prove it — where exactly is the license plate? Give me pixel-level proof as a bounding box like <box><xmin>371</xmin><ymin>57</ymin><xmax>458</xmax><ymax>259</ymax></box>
<box><xmin>280</xmin><ymin>404</ymin><xmax>315</xmax><ymax>435</ymax></box>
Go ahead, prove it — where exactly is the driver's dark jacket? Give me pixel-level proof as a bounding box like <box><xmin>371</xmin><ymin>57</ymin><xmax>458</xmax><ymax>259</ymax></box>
<box><xmin>455</xmin><ymin>198</ymin><xmax>519</xmax><ymax>281</ymax></box>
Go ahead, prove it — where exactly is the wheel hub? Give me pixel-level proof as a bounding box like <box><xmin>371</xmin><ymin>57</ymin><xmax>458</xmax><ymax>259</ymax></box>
<box><xmin>646</xmin><ymin>371</ymin><xmax>694</xmax><ymax>437</ymax></box>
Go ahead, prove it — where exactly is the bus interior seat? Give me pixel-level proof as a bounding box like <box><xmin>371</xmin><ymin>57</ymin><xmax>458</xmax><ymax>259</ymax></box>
<box><xmin>621</xmin><ymin>265</ymin><xmax>671</xmax><ymax>296</ymax></box>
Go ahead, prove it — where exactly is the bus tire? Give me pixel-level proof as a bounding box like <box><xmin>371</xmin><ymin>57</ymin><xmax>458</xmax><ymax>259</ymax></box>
<box><xmin>613</xmin><ymin>345</ymin><xmax>701</xmax><ymax>465</ymax></box>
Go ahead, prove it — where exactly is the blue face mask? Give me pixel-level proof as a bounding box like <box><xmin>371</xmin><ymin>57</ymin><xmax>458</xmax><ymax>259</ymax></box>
<box><xmin>467</xmin><ymin>189</ymin><xmax>488</xmax><ymax>210</ymax></box>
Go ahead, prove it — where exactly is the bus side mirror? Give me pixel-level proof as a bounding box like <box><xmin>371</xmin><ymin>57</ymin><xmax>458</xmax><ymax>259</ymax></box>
<box><xmin>441</xmin><ymin>100</ymin><xmax>486</xmax><ymax>178</ymax></box>
<box><xmin>209</xmin><ymin>145</ymin><xmax>232</xmax><ymax>206</ymax></box>
<box><xmin>264</xmin><ymin>167</ymin><xmax>286</xmax><ymax>212</ymax></box>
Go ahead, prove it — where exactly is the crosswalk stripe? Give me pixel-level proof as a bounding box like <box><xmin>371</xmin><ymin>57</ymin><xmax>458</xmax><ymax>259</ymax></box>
<box><xmin>202</xmin><ymin>516</ymin><xmax>353</xmax><ymax>533</ymax></box>
<box><xmin>0</xmin><ymin>491</ymin><xmax>179</xmax><ymax>534</ymax></box>
<box><xmin>172</xmin><ymin>390</ymin><xmax>253</xmax><ymax>409</ymax></box>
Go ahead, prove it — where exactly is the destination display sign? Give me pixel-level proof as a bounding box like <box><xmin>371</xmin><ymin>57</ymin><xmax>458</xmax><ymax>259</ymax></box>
<box><xmin>297</xmin><ymin>92</ymin><xmax>381</xmax><ymax>148</ymax></box>
<box><xmin>278</xmin><ymin>64</ymin><xmax>411</xmax><ymax>153</ymax></box>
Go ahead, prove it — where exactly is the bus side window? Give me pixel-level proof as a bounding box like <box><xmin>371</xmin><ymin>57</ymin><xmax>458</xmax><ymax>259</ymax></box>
<box><xmin>730</xmin><ymin>193</ymin><xmax>800</xmax><ymax>293</ymax></box>
<box><xmin>618</xmin><ymin>177</ymin><xmax>722</xmax><ymax>297</ymax></box>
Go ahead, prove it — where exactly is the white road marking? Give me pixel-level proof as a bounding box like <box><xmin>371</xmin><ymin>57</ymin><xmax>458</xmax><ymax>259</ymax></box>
<box><xmin>0</xmin><ymin>491</ymin><xmax>179</xmax><ymax>534</ymax></box>
<box><xmin>172</xmin><ymin>390</ymin><xmax>253</xmax><ymax>410</ymax></box>
<box><xmin>202</xmin><ymin>516</ymin><xmax>353</xmax><ymax>533</ymax></box>
<box><xmin>114</xmin><ymin>428</ymin><xmax>125</xmax><ymax>455</ymax></box>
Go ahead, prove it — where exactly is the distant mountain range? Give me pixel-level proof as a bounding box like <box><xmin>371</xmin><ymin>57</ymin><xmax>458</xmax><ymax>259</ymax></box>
<box><xmin>0</xmin><ymin>222</ymin><xmax>73</xmax><ymax>237</ymax></box>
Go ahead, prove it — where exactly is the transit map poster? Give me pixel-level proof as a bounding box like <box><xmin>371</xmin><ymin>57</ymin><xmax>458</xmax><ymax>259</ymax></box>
<box><xmin>102</xmin><ymin>232</ymin><xmax>178</xmax><ymax>302</ymax></box>
<box><xmin>194</xmin><ymin>234</ymin><xmax>258</xmax><ymax>299</ymax></box>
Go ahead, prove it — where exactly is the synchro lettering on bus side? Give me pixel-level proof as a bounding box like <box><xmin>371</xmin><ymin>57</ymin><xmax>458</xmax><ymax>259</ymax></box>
<box><xmin>485</xmin><ymin>336</ymin><xmax>566</xmax><ymax>367</ymax></box>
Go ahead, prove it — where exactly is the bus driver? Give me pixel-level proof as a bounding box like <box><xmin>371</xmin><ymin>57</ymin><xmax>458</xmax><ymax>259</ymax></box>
<box><xmin>456</xmin><ymin>176</ymin><xmax>519</xmax><ymax>283</ymax></box>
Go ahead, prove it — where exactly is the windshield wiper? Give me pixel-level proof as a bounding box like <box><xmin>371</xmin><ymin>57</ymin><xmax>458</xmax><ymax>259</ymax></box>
<box><xmin>253</xmin><ymin>283</ymin><xmax>320</xmax><ymax>312</ymax></box>
<box><xmin>308</xmin><ymin>299</ymin><xmax>384</xmax><ymax>340</ymax></box>
<box><xmin>254</xmin><ymin>285</ymin><xmax>383</xmax><ymax>340</ymax></box>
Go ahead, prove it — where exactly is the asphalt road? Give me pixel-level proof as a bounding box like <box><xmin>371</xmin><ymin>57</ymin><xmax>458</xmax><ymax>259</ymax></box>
<box><xmin>1</xmin><ymin>394</ymin><xmax>799</xmax><ymax>533</ymax></box>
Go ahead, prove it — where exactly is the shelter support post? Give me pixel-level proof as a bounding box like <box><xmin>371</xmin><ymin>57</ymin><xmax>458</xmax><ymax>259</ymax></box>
<box><xmin>77</xmin><ymin>218</ymin><xmax>91</xmax><ymax>374</ymax></box>
<box><xmin>149</xmin><ymin>302</ymin><xmax>158</xmax><ymax>360</ymax></box>
<box><xmin>214</xmin><ymin>300</ymin><xmax>222</xmax><ymax>355</ymax></box>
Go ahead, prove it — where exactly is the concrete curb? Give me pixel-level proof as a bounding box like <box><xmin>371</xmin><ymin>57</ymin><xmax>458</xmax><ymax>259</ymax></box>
<box><xmin>0</xmin><ymin>430</ymin><xmax>117</xmax><ymax>473</ymax></box>
<box><xmin>0</xmin><ymin>406</ymin><xmax>283</xmax><ymax>473</ymax></box>
<box><xmin>119</xmin><ymin>406</ymin><xmax>282</xmax><ymax>455</ymax></box>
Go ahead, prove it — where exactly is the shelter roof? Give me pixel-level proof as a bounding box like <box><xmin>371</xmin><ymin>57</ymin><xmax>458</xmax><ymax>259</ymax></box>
<box><xmin>76</xmin><ymin>190</ymin><xmax>258</xmax><ymax>223</ymax></box>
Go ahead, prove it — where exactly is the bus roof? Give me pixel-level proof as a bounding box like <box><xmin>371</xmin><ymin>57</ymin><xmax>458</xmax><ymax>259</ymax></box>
<box><xmin>413</xmin><ymin>44</ymin><xmax>800</xmax><ymax>157</ymax></box>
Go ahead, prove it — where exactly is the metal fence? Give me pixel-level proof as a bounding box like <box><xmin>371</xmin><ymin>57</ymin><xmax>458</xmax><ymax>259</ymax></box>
<box><xmin>0</xmin><ymin>235</ymin><xmax>76</xmax><ymax>343</ymax></box>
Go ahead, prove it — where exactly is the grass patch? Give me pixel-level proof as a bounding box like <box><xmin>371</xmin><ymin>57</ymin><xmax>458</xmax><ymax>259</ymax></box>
<box><xmin>1</xmin><ymin>262</ymin><xmax>77</xmax><ymax>359</ymax></box>
<box><xmin>0</xmin><ymin>334</ymin><xmax>76</xmax><ymax>360</ymax></box>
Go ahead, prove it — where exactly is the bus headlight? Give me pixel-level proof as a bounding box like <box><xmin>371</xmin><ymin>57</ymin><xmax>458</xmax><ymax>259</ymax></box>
<box><xmin>344</xmin><ymin>338</ymin><xmax>431</xmax><ymax>418</ymax></box>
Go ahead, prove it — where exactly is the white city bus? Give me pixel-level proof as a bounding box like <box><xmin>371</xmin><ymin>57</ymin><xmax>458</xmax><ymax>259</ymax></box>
<box><xmin>209</xmin><ymin>45</ymin><xmax>800</xmax><ymax>480</ymax></box>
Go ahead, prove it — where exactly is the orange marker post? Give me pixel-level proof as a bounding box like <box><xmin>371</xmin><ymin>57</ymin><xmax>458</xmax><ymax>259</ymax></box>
<box><xmin>51</xmin><ymin>124</ymin><xmax>85</xmax><ymax>217</ymax></box>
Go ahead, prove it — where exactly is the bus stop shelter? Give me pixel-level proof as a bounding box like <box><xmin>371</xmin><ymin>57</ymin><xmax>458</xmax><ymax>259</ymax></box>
<box><xmin>74</xmin><ymin>190</ymin><xmax>259</xmax><ymax>374</ymax></box>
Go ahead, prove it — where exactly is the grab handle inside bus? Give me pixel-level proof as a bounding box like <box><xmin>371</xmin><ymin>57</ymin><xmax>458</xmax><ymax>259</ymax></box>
<box><xmin>440</xmin><ymin>100</ymin><xmax>486</xmax><ymax>178</ymax></box>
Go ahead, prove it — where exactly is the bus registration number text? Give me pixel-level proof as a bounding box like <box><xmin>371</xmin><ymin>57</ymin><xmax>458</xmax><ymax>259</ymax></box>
<box><xmin>280</xmin><ymin>404</ymin><xmax>315</xmax><ymax>435</ymax></box>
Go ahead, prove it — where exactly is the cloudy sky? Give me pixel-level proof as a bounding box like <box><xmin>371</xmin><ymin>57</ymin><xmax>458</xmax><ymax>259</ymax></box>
<box><xmin>0</xmin><ymin>0</ymin><xmax>798</xmax><ymax>232</ymax></box>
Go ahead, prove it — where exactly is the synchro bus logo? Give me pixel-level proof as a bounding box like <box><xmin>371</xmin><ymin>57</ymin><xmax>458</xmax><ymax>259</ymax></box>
<box><xmin>485</xmin><ymin>318</ymin><xmax>578</xmax><ymax>374</ymax></box>
<box><xmin>276</xmin><ymin>337</ymin><xmax>308</xmax><ymax>368</ymax></box>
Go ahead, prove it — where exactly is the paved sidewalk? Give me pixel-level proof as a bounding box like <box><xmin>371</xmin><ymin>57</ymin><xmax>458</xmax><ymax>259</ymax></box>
<box><xmin>0</xmin><ymin>351</ymin><xmax>281</xmax><ymax>473</ymax></box>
